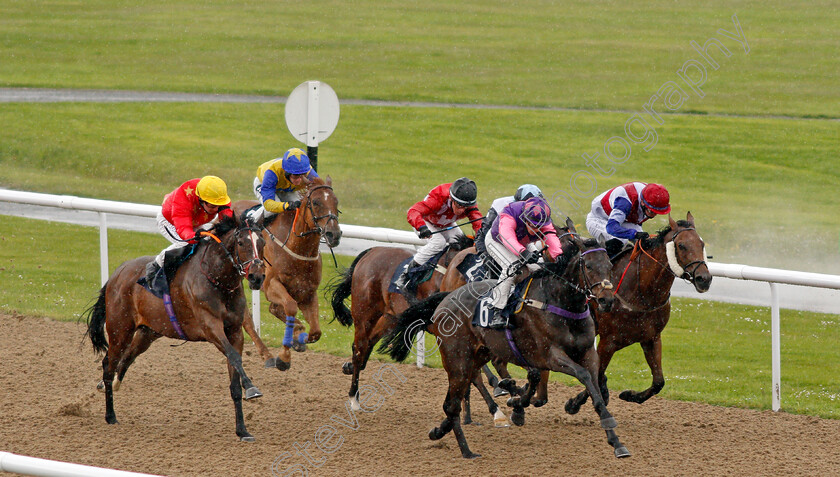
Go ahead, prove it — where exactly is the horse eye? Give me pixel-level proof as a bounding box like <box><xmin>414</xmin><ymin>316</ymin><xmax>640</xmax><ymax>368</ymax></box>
<box><xmin>313</xmin><ymin>200</ymin><xmax>322</xmax><ymax>207</ymax></box>
<box><xmin>678</xmin><ymin>243</ymin><xmax>687</xmax><ymax>251</ymax></box>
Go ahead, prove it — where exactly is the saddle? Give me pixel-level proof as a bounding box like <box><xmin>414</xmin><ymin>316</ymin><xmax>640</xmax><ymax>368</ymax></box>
<box><xmin>472</xmin><ymin>278</ymin><xmax>533</xmax><ymax>329</ymax></box>
<box><xmin>137</xmin><ymin>244</ymin><xmax>197</xmax><ymax>299</ymax></box>
<box><xmin>388</xmin><ymin>248</ymin><xmax>449</xmax><ymax>296</ymax></box>
<box><xmin>455</xmin><ymin>252</ymin><xmax>500</xmax><ymax>282</ymax></box>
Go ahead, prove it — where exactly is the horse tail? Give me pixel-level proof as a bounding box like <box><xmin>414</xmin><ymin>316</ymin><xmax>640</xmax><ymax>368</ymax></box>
<box><xmin>81</xmin><ymin>285</ymin><xmax>109</xmax><ymax>355</ymax></box>
<box><xmin>379</xmin><ymin>291</ymin><xmax>451</xmax><ymax>362</ymax></box>
<box><xmin>326</xmin><ymin>248</ymin><xmax>372</xmax><ymax>327</ymax></box>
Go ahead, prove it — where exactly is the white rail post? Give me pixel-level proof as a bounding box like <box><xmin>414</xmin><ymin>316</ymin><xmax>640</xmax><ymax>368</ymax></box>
<box><xmin>416</xmin><ymin>330</ymin><xmax>425</xmax><ymax>368</ymax></box>
<box><xmin>252</xmin><ymin>289</ymin><xmax>261</xmax><ymax>336</ymax></box>
<box><xmin>770</xmin><ymin>282</ymin><xmax>781</xmax><ymax>411</ymax></box>
<box><xmin>98</xmin><ymin>212</ymin><xmax>109</xmax><ymax>286</ymax></box>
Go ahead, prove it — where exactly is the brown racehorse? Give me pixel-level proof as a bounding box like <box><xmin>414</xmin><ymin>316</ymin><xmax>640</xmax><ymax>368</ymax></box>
<box><xmin>327</xmin><ymin>235</ymin><xmax>472</xmax><ymax>411</ymax></box>
<box><xmin>564</xmin><ymin>212</ymin><xmax>711</xmax><ymax>415</ymax></box>
<box><xmin>381</xmin><ymin>236</ymin><xmax>629</xmax><ymax>459</ymax></box>
<box><xmin>82</xmin><ymin>214</ymin><xmax>266</xmax><ymax>441</ymax></box>
<box><xmin>232</xmin><ymin>177</ymin><xmax>341</xmax><ymax>371</ymax></box>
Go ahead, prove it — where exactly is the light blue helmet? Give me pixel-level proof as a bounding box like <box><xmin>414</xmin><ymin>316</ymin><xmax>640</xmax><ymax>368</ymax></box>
<box><xmin>514</xmin><ymin>184</ymin><xmax>543</xmax><ymax>202</ymax></box>
<box><xmin>281</xmin><ymin>148</ymin><xmax>311</xmax><ymax>175</ymax></box>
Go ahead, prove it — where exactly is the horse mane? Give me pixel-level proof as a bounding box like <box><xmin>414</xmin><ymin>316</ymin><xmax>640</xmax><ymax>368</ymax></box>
<box><xmin>209</xmin><ymin>214</ymin><xmax>238</xmax><ymax>238</ymax></box>
<box><xmin>530</xmin><ymin>240</ymin><xmax>578</xmax><ymax>280</ymax></box>
<box><xmin>647</xmin><ymin>220</ymin><xmax>692</xmax><ymax>247</ymax></box>
<box><xmin>450</xmin><ymin>234</ymin><xmax>475</xmax><ymax>251</ymax></box>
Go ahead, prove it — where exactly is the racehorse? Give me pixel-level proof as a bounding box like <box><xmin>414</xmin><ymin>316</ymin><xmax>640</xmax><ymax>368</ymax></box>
<box><xmin>565</xmin><ymin>212</ymin><xmax>711</xmax><ymax>414</ymax></box>
<box><xmin>232</xmin><ymin>176</ymin><xmax>341</xmax><ymax>371</ymax></box>
<box><xmin>326</xmin><ymin>235</ymin><xmax>473</xmax><ymax>411</ymax></box>
<box><xmin>438</xmin><ymin>218</ymin><xmax>608</xmax><ymax>422</ymax></box>
<box><xmin>82</xmin><ymin>213</ymin><xmax>266</xmax><ymax>441</ymax></box>
<box><xmin>381</xmin><ymin>236</ymin><xmax>628</xmax><ymax>458</ymax></box>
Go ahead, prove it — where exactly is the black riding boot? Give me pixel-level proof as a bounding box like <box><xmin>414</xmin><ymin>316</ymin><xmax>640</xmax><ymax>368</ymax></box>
<box><xmin>395</xmin><ymin>260</ymin><xmax>418</xmax><ymax>291</ymax></box>
<box><xmin>487</xmin><ymin>306</ymin><xmax>508</xmax><ymax>329</ymax></box>
<box><xmin>605</xmin><ymin>239</ymin><xmax>624</xmax><ymax>262</ymax></box>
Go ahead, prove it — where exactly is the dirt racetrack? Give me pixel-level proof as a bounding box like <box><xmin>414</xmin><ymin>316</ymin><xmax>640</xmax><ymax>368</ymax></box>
<box><xmin>1</xmin><ymin>313</ymin><xmax>838</xmax><ymax>477</ymax></box>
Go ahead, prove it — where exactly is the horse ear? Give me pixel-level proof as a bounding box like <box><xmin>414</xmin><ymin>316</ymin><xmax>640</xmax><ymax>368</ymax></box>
<box><xmin>565</xmin><ymin>216</ymin><xmax>577</xmax><ymax>233</ymax></box>
<box><xmin>668</xmin><ymin>214</ymin><xmax>677</xmax><ymax>230</ymax></box>
<box><xmin>597</xmin><ymin>235</ymin><xmax>606</xmax><ymax>247</ymax></box>
<box><xmin>686</xmin><ymin>211</ymin><xmax>694</xmax><ymax>225</ymax></box>
<box><xmin>326</xmin><ymin>175</ymin><xmax>332</xmax><ymax>187</ymax></box>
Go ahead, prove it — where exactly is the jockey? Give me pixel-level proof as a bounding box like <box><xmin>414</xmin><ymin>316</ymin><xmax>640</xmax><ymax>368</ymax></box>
<box><xmin>474</xmin><ymin>184</ymin><xmax>543</xmax><ymax>256</ymax></box>
<box><xmin>586</xmin><ymin>182</ymin><xmax>671</xmax><ymax>257</ymax></box>
<box><xmin>143</xmin><ymin>175</ymin><xmax>233</xmax><ymax>289</ymax></box>
<box><xmin>394</xmin><ymin>178</ymin><xmax>483</xmax><ymax>292</ymax></box>
<box><xmin>248</xmin><ymin>147</ymin><xmax>319</xmax><ymax>222</ymax></box>
<box><xmin>484</xmin><ymin>196</ymin><xmax>563</xmax><ymax>328</ymax></box>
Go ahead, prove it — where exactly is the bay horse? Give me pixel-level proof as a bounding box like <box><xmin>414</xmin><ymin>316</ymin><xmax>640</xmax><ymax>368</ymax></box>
<box><xmin>565</xmin><ymin>212</ymin><xmax>711</xmax><ymax>415</ymax></box>
<box><xmin>232</xmin><ymin>176</ymin><xmax>341</xmax><ymax>371</ymax></box>
<box><xmin>381</xmin><ymin>236</ymin><xmax>629</xmax><ymax>459</ymax></box>
<box><xmin>326</xmin><ymin>235</ymin><xmax>473</xmax><ymax>411</ymax></box>
<box><xmin>82</xmin><ymin>213</ymin><xmax>266</xmax><ymax>441</ymax></box>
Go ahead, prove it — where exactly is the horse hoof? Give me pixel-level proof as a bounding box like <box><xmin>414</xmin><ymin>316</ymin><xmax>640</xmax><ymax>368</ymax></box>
<box><xmin>342</xmin><ymin>362</ymin><xmax>354</xmax><ymax>375</ymax></box>
<box><xmin>96</xmin><ymin>380</ymin><xmax>105</xmax><ymax>393</ymax></box>
<box><xmin>244</xmin><ymin>387</ymin><xmax>263</xmax><ymax>400</ymax></box>
<box><xmin>532</xmin><ymin>398</ymin><xmax>547</xmax><ymax>408</ymax></box>
<box><xmin>264</xmin><ymin>358</ymin><xmax>277</xmax><ymax>368</ymax></box>
<box><xmin>564</xmin><ymin>399</ymin><xmax>581</xmax><ymax>415</ymax></box>
<box><xmin>493</xmin><ymin>386</ymin><xmax>509</xmax><ymax>398</ymax></box>
<box><xmin>240</xmin><ymin>435</ymin><xmax>256</xmax><ymax>443</ymax></box>
<box><xmin>291</xmin><ymin>340</ymin><xmax>307</xmax><ymax>353</ymax></box>
<box><xmin>511</xmin><ymin>410</ymin><xmax>525</xmax><ymax>427</ymax></box>
<box><xmin>614</xmin><ymin>446</ymin><xmax>631</xmax><ymax>458</ymax></box>
<box><xmin>494</xmin><ymin>417</ymin><xmax>510</xmax><ymax>428</ymax></box>
<box><xmin>275</xmin><ymin>359</ymin><xmax>291</xmax><ymax>371</ymax></box>
<box><xmin>428</xmin><ymin>427</ymin><xmax>444</xmax><ymax>441</ymax></box>
<box><xmin>462</xmin><ymin>451</ymin><xmax>481</xmax><ymax>459</ymax></box>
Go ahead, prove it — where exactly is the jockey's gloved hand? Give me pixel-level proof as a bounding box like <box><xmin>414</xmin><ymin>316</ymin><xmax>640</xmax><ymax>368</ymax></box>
<box><xmin>417</xmin><ymin>226</ymin><xmax>432</xmax><ymax>239</ymax></box>
<box><xmin>285</xmin><ymin>200</ymin><xmax>302</xmax><ymax>211</ymax></box>
<box><xmin>520</xmin><ymin>250</ymin><xmax>540</xmax><ymax>264</ymax></box>
<box><xmin>634</xmin><ymin>231</ymin><xmax>650</xmax><ymax>242</ymax></box>
<box><xmin>190</xmin><ymin>230</ymin><xmax>204</xmax><ymax>243</ymax></box>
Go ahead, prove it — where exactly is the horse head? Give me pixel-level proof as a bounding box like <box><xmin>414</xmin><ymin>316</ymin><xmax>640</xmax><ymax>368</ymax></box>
<box><xmin>226</xmin><ymin>213</ymin><xmax>265</xmax><ymax>291</ymax></box>
<box><xmin>301</xmin><ymin>176</ymin><xmax>342</xmax><ymax>248</ymax></box>
<box><xmin>665</xmin><ymin>212</ymin><xmax>711</xmax><ymax>293</ymax></box>
<box><xmin>571</xmin><ymin>235</ymin><xmax>615</xmax><ymax>312</ymax></box>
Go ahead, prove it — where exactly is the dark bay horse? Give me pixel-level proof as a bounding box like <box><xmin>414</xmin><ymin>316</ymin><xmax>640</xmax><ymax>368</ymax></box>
<box><xmin>565</xmin><ymin>212</ymin><xmax>711</xmax><ymax>415</ymax></box>
<box><xmin>382</xmin><ymin>236</ymin><xmax>628</xmax><ymax>459</ymax></box>
<box><xmin>82</xmin><ymin>214</ymin><xmax>266</xmax><ymax>441</ymax></box>
<box><xmin>232</xmin><ymin>177</ymin><xmax>341</xmax><ymax>371</ymax></box>
<box><xmin>327</xmin><ymin>235</ymin><xmax>472</xmax><ymax>411</ymax></box>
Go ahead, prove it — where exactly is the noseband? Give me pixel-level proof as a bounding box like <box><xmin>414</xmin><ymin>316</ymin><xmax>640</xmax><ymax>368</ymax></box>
<box><xmin>666</xmin><ymin>228</ymin><xmax>707</xmax><ymax>283</ymax></box>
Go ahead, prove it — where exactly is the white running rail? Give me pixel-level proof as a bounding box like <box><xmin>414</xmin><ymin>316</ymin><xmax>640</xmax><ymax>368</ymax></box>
<box><xmin>0</xmin><ymin>451</ymin><xmax>163</xmax><ymax>477</ymax></box>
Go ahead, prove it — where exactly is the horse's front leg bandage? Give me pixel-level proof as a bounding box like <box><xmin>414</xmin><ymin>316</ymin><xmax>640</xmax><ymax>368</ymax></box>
<box><xmin>283</xmin><ymin>316</ymin><xmax>296</xmax><ymax>347</ymax></box>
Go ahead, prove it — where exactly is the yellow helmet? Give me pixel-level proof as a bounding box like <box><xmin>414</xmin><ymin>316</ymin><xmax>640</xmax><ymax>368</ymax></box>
<box><xmin>196</xmin><ymin>176</ymin><xmax>231</xmax><ymax>206</ymax></box>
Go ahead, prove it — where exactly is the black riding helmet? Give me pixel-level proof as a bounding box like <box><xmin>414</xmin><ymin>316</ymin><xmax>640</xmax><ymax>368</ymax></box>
<box><xmin>449</xmin><ymin>177</ymin><xmax>477</xmax><ymax>206</ymax></box>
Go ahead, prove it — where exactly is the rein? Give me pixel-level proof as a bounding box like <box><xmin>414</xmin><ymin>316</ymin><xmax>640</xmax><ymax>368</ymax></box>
<box><xmin>265</xmin><ymin>184</ymin><xmax>339</xmax><ymax>263</ymax></box>
<box><xmin>198</xmin><ymin>227</ymin><xmax>262</xmax><ymax>291</ymax></box>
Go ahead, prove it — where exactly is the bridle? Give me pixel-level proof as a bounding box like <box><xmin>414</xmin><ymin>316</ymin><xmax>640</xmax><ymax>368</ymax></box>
<box><xmin>296</xmin><ymin>185</ymin><xmax>340</xmax><ymax>238</ymax></box>
<box><xmin>198</xmin><ymin>225</ymin><xmax>263</xmax><ymax>290</ymax></box>
<box><xmin>666</xmin><ymin>227</ymin><xmax>707</xmax><ymax>283</ymax></box>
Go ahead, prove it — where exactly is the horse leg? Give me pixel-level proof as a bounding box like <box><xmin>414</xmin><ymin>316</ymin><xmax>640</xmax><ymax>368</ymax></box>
<box><xmin>462</xmin><ymin>384</ymin><xmax>473</xmax><ymax>425</ymax></box>
<box><xmin>431</xmin><ymin>373</ymin><xmax>479</xmax><ymax>458</ymax></box>
<box><xmin>240</xmin><ymin>308</ymin><xmax>277</xmax><ymax>368</ymax></box>
<box><xmin>556</xmin><ymin>350</ymin><xmax>630</xmax><ymax>458</ymax></box>
<box><xmin>113</xmin><ymin>326</ymin><xmax>157</xmax><ymax>391</ymax></box>
<box><xmin>566</xmin><ymin>339</ymin><xmax>618</xmax><ymax>414</ymax></box>
<box><xmin>490</xmin><ymin>359</ymin><xmax>511</xmax><ymax>397</ymax></box>
<box><xmin>619</xmin><ymin>335</ymin><xmax>664</xmax><ymax>404</ymax></box>
<box><xmin>348</xmin><ymin>314</ymin><xmax>392</xmax><ymax>411</ymax></box>
<box><xmin>507</xmin><ymin>368</ymin><xmax>541</xmax><ymax>427</ymax></box>
<box><xmin>470</xmin><ymin>373</ymin><xmax>510</xmax><ymax>428</ymax></box>
<box><xmin>99</xmin><ymin>316</ymin><xmax>137</xmax><ymax>424</ymax></box>
<box><xmin>298</xmin><ymin>295</ymin><xmax>321</xmax><ymax>344</ymax></box>
<box><xmin>263</xmin><ymin>279</ymin><xmax>300</xmax><ymax>370</ymax></box>
<box><xmin>207</xmin><ymin>321</ymin><xmax>259</xmax><ymax>441</ymax></box>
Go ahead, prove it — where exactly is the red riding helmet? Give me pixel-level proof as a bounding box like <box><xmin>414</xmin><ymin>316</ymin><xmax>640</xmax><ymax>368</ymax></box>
<box><xmin>641</xmin><ymin>183</ymin><xmax>670</xmax><ymax>214</ymax></box>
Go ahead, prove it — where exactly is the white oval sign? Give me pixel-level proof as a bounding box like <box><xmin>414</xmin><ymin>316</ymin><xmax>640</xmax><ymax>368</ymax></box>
<box><xmin>285</xmin><ymin>81</ymin><xmax>340</xmax><ymax>147</ymax></box>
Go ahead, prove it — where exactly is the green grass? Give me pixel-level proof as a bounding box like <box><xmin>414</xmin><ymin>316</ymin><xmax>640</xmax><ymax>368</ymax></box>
<box><xmin>1</xmin><ymin>102</ymin><xmax>839</xmax><ymax>272</ymax></box>
<box><xmin>0</xmin><ymin>1</ymin><xmax>838</xmax><ymax>118</ymax></box>
<box><xmin>1</xmin><ymin>215</ymin><xmax>838</xmax><ymax>418</ymax></box>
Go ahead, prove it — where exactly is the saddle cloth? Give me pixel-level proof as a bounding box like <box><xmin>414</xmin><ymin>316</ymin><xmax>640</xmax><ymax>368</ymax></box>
<box><xmin>472</xmin><ymin>278</ymin><xmax>533</xmax><ymax>329</ymax></box>
<box><xmin>387</xmin><ymin>248</ymin><xmax>448</xmax><ymax>294</ymax></box>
